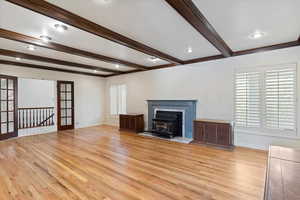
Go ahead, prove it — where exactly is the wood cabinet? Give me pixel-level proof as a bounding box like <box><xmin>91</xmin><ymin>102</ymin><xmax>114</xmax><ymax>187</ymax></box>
<box><xmin>264</xmin><ymin>145</ymin><xmax>300</xmax><ymax>200</ymax></box>
<box><xmin>193</xmin><ymin>119</ymin><xmax>233</xmax><ymax>148</ymax></box>
<box><xmin>119</xmin><ymin>114</ymin><xmax>144</xmax><ymax>133</ymax></box>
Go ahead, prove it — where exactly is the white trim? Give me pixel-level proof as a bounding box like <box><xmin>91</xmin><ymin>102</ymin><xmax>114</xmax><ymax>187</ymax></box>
<box><xmin>235</xmin><ymin>128</ymin><xmax>300</xmax><ymax>139</ymax></box>
<box><xmin>235</xmin><ymin>62</ymin><xmax>298</xmax><ymax>73</ymax></box>
<box><xmin>234</xmin><ymin>62</ymin><xmax>298</xmax><ymax>137</ymax></box>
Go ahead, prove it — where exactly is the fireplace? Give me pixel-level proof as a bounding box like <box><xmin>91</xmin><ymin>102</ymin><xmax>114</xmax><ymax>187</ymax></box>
<box><xmin>151</xmin><ymin>110</ymin><xmax>182</xmax><ymax>138</ymax></box>
<box><xmin>147</xmin><ymin>100</ymin><xmax>197</xmax><ymax>139</ymax></box>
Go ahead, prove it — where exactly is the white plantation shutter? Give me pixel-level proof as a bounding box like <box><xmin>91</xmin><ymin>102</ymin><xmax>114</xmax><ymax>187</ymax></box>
<box><xmin>118</xmin><ymin>84</ymin><xmax>127</xmax><ymax>114</ymax></box>
<box><xmin>235</xmin><ymin>63</ymin><xmax>297</xmax><ymax>135</ymax></box>
<box><xmin>110</xmin><ymin>84</ymin><xmax>127</xmax><ymax>115</ymax></box>
<box><xmin>235</xmin><ymin>72</ymin><xmax>261</xmax><ymax>128</ymax></box>
<box><xmin>265</xmin><ymin>67</ymin><xmax>296</xmax><ymax>130</ymax></box>
<box><xmin>110</xmin><ymin>85</ymin><xmax>118</xmax><ymax>115</ymax></box>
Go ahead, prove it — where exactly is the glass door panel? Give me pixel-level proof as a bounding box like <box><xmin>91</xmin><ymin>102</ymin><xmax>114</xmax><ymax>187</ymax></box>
<box><xmin>57</xmin><ymin>81</ymin><xmax>74</xmax><ymax>130</ymax></box>
<box><xmin>0</xmin><ymin>75</ymin><xmax>18</xmax><ymax>140</ymax></box>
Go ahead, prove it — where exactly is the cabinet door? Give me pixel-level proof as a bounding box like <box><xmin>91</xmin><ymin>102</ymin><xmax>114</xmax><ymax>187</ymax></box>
<box><xmin>204</xmin><ymin>123</ymin><xmax>217</xmax><ymax>144</ymax></box>
<box><xmin>136</xmin><ymin>116</ymin><xmax>144</xmax><ymax>132</ymax></box>
<box><xmin>128</xmin><ymin>117</ymin><xmax>134</xmax><ymax>130</ymax></box>
<box><xmin>217</xmin><ymin>124</ymin><xmax>230</xmax><ymax>146</ymax></box>
<box><xmin>119</xmin><ymin>115</ymin><xmax>125</xmax><ymax>129</ymax></box>
<box><xmin>125</xmin><ymin>116</ymin><xmax>130</xmax><ymax>129</ymax></box>
<box><xmin>194</xmin><ymin>122</ymin><xmax>204</xmax><ymax>142</ymax></box>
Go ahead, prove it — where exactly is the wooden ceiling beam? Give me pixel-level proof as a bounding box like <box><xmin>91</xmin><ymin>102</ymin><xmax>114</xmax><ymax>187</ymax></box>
<box><xmin>0</xmin><ymin>49</ymin><xmax>119</xmax><ymax>74</ymax></box>
<box><xmin>183</xmin><ymin>55</ymin><xmax>224</xmax><ymax>65</ymax></box>
<box><xmin>0</xmin><ymin>28</ymin><xmax>148</xmax><ymax>71</ymax></box>
<box><xmin>107</xmin><ymin>40</ymin><xmax>300</xmax><ymax>77</ymax></box>
<box><xmin>165</xmin><ymin>0</ymin><xmax>232</xmax><ymax>57</ymax></box>
<box><xmin>233</xmin><ymin>41</ymin><xmax>300</xmax><ymax>56</ymax></box>
<box><xmin>0</xmin><ymin>59</ymin><xmax>107</xmax><ymax>77</ymax></box>
<box><xmin>150</xmin><ymin>64</ymin><xmax>178</xmax><ymax>70</ymax></box>
<box><xmin>6</xmin><ymin>0</ymin><xmax>183</xmax><ymax>65</ymax></box>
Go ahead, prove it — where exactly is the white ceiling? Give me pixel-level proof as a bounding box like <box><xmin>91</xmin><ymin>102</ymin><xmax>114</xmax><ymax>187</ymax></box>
<box><xmin>0</xmin><ymin>1</ymin><xmax>169</xmax><ymax>67</ymax></box>
<box><xmin>193</xmin><ymin>0</ymin><xmax>300</xmax><ymax>51</ymax></box>
<box><xmin>45</xmin><ymin>0</ymin><xmax>220</xmax><ymax>60</ymax></box>
<box><xmin>0</xmin><ymin>0</ymin><xmax>299</xmax><ymax>76</ymax></box>
<box><xmin>0</xmin><ymin>38</ymin><xmax>134</xmax><ymax>72</ymax></box>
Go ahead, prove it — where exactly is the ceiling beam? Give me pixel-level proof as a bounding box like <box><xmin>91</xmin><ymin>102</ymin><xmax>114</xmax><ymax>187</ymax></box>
<box><xmin>233</xmin><ymin>41</ymin><xmax>300</xmax><ymax>56</ymax></box>
<box><xmin>165</xmin><ymin>0</ymin><xmax>232</xmax><ymax>57</ymax></box>
<box><xmin>0</xmin><ymin>59</ymin><xmax>107</xmax><ymax>77</ymax></box>
<box><xmin>107</xmin><ymin>69</ymin><xmax>142</xmax><ymax>76</ymax></box>
<box><xmin>0</xmin><ymin>49</ymin><xmax>119</xmax><ymax>74</ymax></box>
<box><xmin>151</xmin><ymin>63</ymin><xmax>178</xmax><ymax>70</ymax></box>
<box><xmin>0</xmin><ymin>28</ymin><xmax>148</xmax><ymax>71</ymax></box>
<box><xmin>107</xmin><ymin>40</ymin><xmax>300</xmax><ymax>77</ymax></box>
<box><xmin>5</xmin><ymin>0</ymin><xmax>183</xmax><ymax>65</ymax></box>
<box><xmin>183</xmin><ymin>55</ymin><xmax>224</xmax><ymax>65</ymax></box>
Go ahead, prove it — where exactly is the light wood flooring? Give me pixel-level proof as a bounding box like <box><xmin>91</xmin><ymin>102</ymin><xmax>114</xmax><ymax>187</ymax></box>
<box><xmin>0</xmin><ymin>125</ymin><xmax>267</xmax><ymax>200</ymax></box>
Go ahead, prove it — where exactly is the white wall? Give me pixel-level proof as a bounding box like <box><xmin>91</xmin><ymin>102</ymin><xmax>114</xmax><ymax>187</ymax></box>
<box><xmin>2</xmin><ymin>46</ymin><xmax>300</xmax><ymax>150</ymax></box>
<box><xmin>18</xmin><ymin>78</ymin><xmax>55</xmax><ymax>108</ymax></box>
<box><xmin>0</xmin><ymin>64</ymin><xmax>107</xmax><ymax>135</ymax></box>
<box><xmin>105</xmin><ymin>46</ymin><xmax>300</xmax><ymax>150</ymax></box>
<box><xmin>18</xmin><ymin>78</ymin><xmax>56</xmax><ymax>136</ymax></box>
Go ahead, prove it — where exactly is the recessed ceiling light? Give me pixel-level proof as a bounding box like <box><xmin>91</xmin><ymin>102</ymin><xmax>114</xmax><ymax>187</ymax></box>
<box><xmin>40</xmin><ymin>35</ymin><xmax>52</xmax><ymax>43</ymax></box>
<box><xmin>27</xmin><ymin>45</ymin><xmax>35</xmax><ymax>51</ymax></box>
<box><xmin>187</xmin><ymin>47</ymin><xmax>193</xmax><ymax>53</ymax></box>
<box><xmin>54</xmin><ymin>24</ymin><xmax>68</xmax><ymax>32</ymax></box>
<box><xmin>148</xmin><ymin>57</ymin><xmax>161</xmax><ymax>63</ymax></box>
<box><xmin>115</xmin><ymin>64</ymin><xmax>120</xmax><ymax>69</ymax></box>
<box><xmin>249</xmin><ymin>30</ymin><xmax>266</xmax><ymax>39</ymax></box>
<box><xmin>16</xmin><ymin>57</ymin><xmax>21</xmax><ymax>61</ymax></box>
<box><xmin>93</xmin><ymin>0</ymin><xmax>112</xmax><ymax>4</ymax></box>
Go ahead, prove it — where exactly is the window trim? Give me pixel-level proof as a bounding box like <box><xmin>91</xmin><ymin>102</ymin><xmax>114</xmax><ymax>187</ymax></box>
<box><xmin>109</xmin><ymin>84</ymin><xmax>127</xmax><ymax>116</ymax></box>
<box><xmin>234</xmin><ymin>62</ymin><xmax>298</xmax><ymax>138</ymax></box>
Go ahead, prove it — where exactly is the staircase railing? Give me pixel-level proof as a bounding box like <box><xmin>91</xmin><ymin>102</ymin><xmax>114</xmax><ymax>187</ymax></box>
<box><xmin>18</xmin><ymin>107</ymin><xmax>55</xmax><ymax>129</ymax></box>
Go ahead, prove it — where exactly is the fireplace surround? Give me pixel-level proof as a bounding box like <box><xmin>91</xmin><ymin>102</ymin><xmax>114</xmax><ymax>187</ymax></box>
<box><xmin>147</xmin><ymin>100</ymin><xmax>197</xmax><ymax>139</ymax></box>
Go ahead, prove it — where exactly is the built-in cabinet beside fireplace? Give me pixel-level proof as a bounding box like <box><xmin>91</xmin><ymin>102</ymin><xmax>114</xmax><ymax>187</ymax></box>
<box><xmin>193</xmin><ymin>119</ymin><xmax>234</xmax><ymax>148</ymax></box>
<box><xmin>119</xmin><ymin>114</ymin><xmax>144</xmax><ymax>133</ymax></box>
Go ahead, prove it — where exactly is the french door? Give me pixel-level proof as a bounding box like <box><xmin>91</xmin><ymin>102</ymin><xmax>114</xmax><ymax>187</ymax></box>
<box><xmin>57</xmin><ymin>81</ymin><xmax>74</xmax><ymax>130</ymax></box>
<box><xmin>0</xmin><ymin>75</ymin><xmax>18</xmax><ymax>140</ymax></box>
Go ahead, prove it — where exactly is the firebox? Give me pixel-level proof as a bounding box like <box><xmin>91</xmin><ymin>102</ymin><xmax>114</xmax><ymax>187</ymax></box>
<box><xmin>151</xmin><ymin>110</ymin><xmax>182</xmax><ymax>138</ymax></box>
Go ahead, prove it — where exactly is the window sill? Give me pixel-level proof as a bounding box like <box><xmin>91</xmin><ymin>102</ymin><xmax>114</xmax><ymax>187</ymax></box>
<box><xmin>235</xmin><ymin>128</ymin><xmax>300</xmax><ymax>139</ymax></box>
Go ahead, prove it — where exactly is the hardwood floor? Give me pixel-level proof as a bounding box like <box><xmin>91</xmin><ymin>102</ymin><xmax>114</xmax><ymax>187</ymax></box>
<box><xmin>0</xmin><ymin>125</ymin><xmax>267</xmax><ymax>200</ymax></box>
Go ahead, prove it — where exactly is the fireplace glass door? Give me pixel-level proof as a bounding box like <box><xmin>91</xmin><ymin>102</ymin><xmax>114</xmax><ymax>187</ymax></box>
<box><xmin>152</xmin><ymin>110</ymin><xmax>183</xmax><ymax>138</ymax></box>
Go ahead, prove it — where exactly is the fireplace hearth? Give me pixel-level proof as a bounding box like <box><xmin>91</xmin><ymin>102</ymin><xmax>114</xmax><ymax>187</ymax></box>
<box><xmin>151</xmin><ymin>110</ymin><xmax>182</xmax><ymax>138</ymax></box>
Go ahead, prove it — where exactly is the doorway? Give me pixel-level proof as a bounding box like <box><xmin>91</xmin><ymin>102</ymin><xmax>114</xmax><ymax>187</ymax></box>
<box><xmin>0</xmin><ymin>75</ymin><xmax>18</xmax><ymax>140</ymax></box>
<box><xmin>57</xmin><ymin>81</ymin><xmax>74</xmax><ymax>130</ymax></box>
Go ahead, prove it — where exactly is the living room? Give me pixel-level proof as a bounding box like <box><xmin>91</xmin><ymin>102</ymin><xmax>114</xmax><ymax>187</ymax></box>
<box><xmin>0</xmin><ymin>0</ymin><xmax>299</xmax><ymax>199</ymax></box>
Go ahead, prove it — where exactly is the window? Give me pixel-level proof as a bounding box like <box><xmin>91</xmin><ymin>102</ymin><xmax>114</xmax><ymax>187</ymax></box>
<box><xmin>265</xmin><ymin>68</ymin><xmax>296</xmax><ymax>130</ymax></box>
<box><xmin>235</xmin><ymin>71</ymin><xmax>261</xmax><ymax>128</ymax></box>
<box><xmin>235</xmin><ymin>63</ymin><xmax>297</xmax><ymax>135</ymax></box>
<box><xmin>110</xmin><ymin>84</ymin><xmax>126</xmax><ymax>115</ymax></box>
